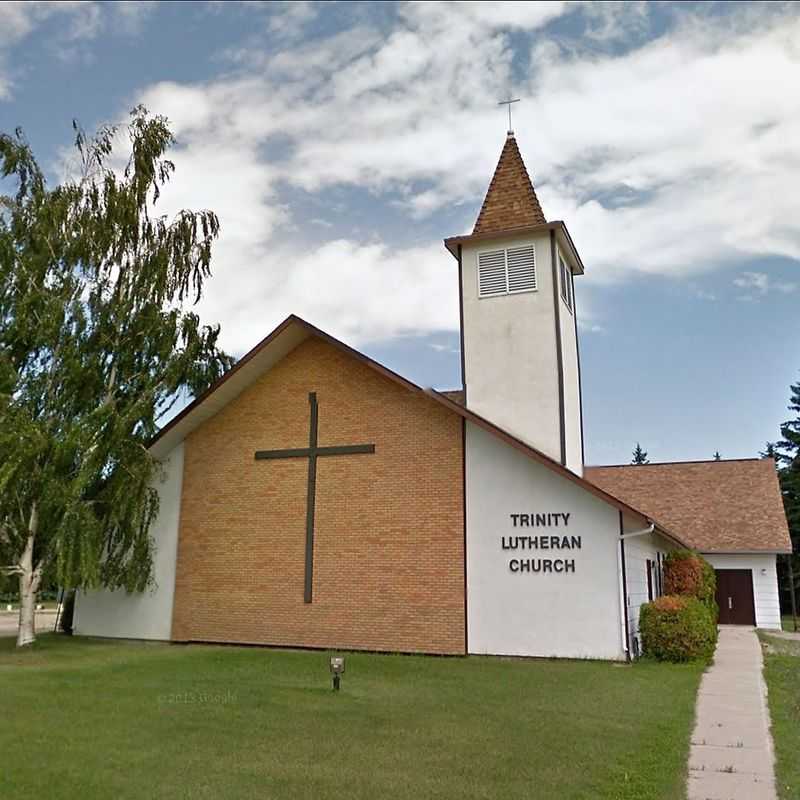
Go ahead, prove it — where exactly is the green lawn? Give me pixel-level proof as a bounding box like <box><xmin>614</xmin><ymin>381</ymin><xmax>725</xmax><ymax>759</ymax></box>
<box><xmin>0</xmin><ymin>635</ymin><xmax>703</xmax><ymax>800</ymax></box>
<box><xmin>760</xmin><ymin>633</ymin><xmax>800</xmax><ymax>800</ymax></box>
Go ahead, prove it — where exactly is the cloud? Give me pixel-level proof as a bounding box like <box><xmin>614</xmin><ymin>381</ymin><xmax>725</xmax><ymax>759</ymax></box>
<box><xmin>264</xmin><ymin>1</ymin><xmax>319</xmax><ymax>39</ymax></box>
<box><xmin>428</xmin><ymin>342</ymin><xmax>459</xmax><ymax>354</ymax></box>
<box><xmin>65</xmin><ymin>1</ymin><xmax>800</xmax><ymax>353</ymax></box>
<box><xmin>733</xmin><ymin>271</ymin><xmax>797</xmax><ymax>299</ymax></box>
<box><xmin>0</xmin><ymin>1</ymin><xmax>157</xmax><ymax>92</ymax></box>
<box><xmin>112</xmin><ymin>1</ymin><xmax>159</xmax><ymax>36</ymax></box>
<box><xmin>190</xmin><ymin>237</ymin><xmax>459</xmax><ymax>355</ymax></box>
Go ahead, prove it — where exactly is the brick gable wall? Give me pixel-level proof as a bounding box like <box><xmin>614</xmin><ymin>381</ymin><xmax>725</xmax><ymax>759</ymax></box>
<box><xmin>171</xmin><ymin>336</ymin><xmax>465</xmax><ymax>654</ymax></box>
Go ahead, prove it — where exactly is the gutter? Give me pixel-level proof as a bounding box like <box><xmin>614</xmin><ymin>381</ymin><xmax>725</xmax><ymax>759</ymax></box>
<box><xmin>620</xmin><ymin>523</ymin><xmax>655</xmax><ymax>540</ymax></box>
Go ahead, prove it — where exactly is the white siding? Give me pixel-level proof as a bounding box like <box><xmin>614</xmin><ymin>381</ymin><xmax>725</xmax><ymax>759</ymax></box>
<box><xmin>703</xmin><ymin>553</ymin><xmax>782</xmax><ymax>630</ymax></box>
<box><xmin>622</xmin><ymin>525</ymin><xmax>677</xmax><ymax>654</ymax></box>
<box><xmin>466</xmin><ymin>422</ymin><xmax>626</xmax><ymax>660</ymax></box>
<box><xmin>74</xmin><ymin>443</ymin><xmax>184</xmax><ymax>640</ymax></box>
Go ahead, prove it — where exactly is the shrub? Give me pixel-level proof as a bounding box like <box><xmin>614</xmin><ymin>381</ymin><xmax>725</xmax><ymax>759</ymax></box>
<box><xmin>664</xmin><ymin>550</ymin><xmax>717</xmax><ymax>614</ymax></box>
<box><xmin>640</xmin><ymin>595</ymin><xmax>718</xmax><ymax>662</ymax></box>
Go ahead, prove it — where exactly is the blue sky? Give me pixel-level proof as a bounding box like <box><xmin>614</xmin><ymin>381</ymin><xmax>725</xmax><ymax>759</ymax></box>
<box><xmin>1</xmin><ymin>0</ymin><xmax>798</xmax><ymax>464</ymax></box>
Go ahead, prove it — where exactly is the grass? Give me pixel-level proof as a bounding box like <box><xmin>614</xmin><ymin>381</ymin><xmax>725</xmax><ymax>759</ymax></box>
<box><xmin>759</xmin><ymin>632</ymin><xmax>800</xmax><ymax>800</ymax></box>
<box><xmin>0</xmin><ymin>635</ymin><xmax>704</xmax><ymax>800</ymax></box>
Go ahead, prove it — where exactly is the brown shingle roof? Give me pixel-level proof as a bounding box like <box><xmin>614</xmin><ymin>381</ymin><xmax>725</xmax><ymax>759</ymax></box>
<box><xmin>585</xmin><ymin>459</ymin><xmax>792</xmax><ymax>553</ymax></box>
<box><xmin>472</xmin><ymin>134</ymin><xmax>546</xmax><ymax>235</ymax></box>
<box><xmin>440</xmin><ymin>389</ymin><xmax>464</xmax><ymax>405</ymax></box>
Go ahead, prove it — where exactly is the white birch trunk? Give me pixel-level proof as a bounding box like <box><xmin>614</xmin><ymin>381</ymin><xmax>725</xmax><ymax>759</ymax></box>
<box><xmin>16</xmin><ymin>505</ymin><xmax>41</xmax><ymax>648</ymax></box>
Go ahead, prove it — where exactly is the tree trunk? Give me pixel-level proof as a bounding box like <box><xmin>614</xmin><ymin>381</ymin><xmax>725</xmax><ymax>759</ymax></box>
<box><xmin>16</xmin><ymin>506</ymin><xmax>41</xmax><ymax>648</ymax></box>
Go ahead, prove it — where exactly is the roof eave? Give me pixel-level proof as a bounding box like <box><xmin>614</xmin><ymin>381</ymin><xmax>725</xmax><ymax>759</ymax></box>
<box><xmin>443</xmin><ymin>220</ymin><xmax>585</xmax><ymax>274</ymax></box>
<box><xmin>697</xmin><ymin>548</ymin><xmax>793</xmax><ymax>556</ymax></box>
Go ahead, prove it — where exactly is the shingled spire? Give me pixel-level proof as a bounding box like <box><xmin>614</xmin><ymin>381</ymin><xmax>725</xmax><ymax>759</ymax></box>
<box><xmin>472</xmin><ymin>133</ymin><xmax>546</xmax><ymax>235</ymax></box>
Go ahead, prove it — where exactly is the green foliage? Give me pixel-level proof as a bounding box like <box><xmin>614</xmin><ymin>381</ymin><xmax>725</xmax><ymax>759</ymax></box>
<box><xmin>0</xmin><ymin>107</ymin><xmax>233</xmax><ymax>601</ymax></box>
<box><xmin>640</xmin><ymin>595</ymin><xmax>718</xmax><ymax>662</ymax></box>
<box><xmin>664</xmin><ymin>549</ymin><xmax>717</xmax><ymax>614</ymax></box>
<box><xmin>765</xmin><ymin>375</ymin><xmax>800</xmax><ymax>613</ymax></box>
<box><xmin>631</xmin><ymin>442</ymin><xmax>649</xmax><ymax>465</ymax></box>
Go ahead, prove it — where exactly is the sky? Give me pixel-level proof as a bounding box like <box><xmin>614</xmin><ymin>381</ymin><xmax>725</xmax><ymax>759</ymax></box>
<box><xmin>1</xmin><ymin>0</ymin><xmax>798</xmax><ymax>465</ymax></box>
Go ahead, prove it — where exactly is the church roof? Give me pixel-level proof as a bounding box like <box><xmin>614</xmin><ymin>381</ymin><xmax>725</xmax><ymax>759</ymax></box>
<box><xmin>472</xmin><ymin>133</ymin><xmax>547</xmax><ymax>235</ymax></box>
<box><xmin>586</xmin><ymin>459</ymin><xmax>792</xmax><ymax>553</ymax></box>
<box><xmin>150</xmin><ymin>314</ymin><xmax>687</xmax><ymax>543</ymax></box>
<box><xmin>442</xmin><ymin>134</ymin><xmax>584</xmax><ymax>273</ymax></box>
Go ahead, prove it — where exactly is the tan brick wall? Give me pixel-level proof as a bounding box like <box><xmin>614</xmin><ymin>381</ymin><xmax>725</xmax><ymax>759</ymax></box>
<box><xmin>171</xmin><ymin>336</ymin><xmax>465</xmax><ymax>654</ymax></box>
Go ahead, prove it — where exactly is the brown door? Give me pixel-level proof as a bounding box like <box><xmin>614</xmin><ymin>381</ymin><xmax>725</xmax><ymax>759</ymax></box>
<box><xmin>715</xmin><ymin>569</ymin><xmax>756</xmax><ymax>625</ymax></box>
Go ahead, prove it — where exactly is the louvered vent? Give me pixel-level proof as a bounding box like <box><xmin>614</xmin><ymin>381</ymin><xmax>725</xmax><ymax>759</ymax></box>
<box><xmin>477</xmin><ymin>249</ymin><xmax>507</xmax><ymax>297</ymax></box>
<box><xmin>478</xmin><ymin>245</ymin><xmax>536</xmax><ymax>298</ymax></box>
<box><xmin>507</xmin><ymin>245</ymin><xmax>536</xmax><ymax>293</ymax></box>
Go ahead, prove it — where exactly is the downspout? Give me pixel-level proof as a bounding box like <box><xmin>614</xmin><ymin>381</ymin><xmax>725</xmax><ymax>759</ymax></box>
<box><xmin>619</xmin><ymin>511</ymin><xmax>631</xmax><ymax>661</ymax></box>
<box><xmin>618</xmin><ymin>521</ymin><xmax>654</xmax><ymax>661</ymax></box>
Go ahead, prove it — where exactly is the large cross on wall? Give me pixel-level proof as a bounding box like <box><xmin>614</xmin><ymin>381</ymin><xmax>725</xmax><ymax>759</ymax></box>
<box><xmin>254</xmin><ymin>392</ymin><xmax>376</xmax><ymax>603</ymax></box>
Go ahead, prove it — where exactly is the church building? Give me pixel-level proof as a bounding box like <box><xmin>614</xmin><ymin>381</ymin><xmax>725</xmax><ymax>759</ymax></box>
<box><xmin>75</xmin><ymin>131</ymin><xmax>792</xmax><ymax>660</ymax></box>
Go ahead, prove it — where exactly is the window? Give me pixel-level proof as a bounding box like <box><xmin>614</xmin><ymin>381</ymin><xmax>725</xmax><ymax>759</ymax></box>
<box><xmin>559</xmin><ymin>253</ymin><xmax>573</xmax><ymax>312</ymax></box>
<box><xmin>646</xmin><ymin>559</ymin><xmax>654</xmax><ymax>602</ymax></box>
<box><xmin>478</xmin><ymin>245</ymin><xmax>536</xmax><ymax>298</ymax></box>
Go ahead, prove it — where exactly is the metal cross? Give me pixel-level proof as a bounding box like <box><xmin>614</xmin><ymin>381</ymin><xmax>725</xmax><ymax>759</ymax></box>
<box><xmin>254</xmin><ymin>392</ymin><xmax>375</xmax><ymax>604</ymax></box>
<box><xmin>498</xmin><ymin>97</ymin><xmax>520</xmax><ymax>133</ymax></box>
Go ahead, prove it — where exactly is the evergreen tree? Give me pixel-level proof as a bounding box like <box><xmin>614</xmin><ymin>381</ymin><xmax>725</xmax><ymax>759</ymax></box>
<box><xmin>631</xmin><ymin>443</ymin><xmax>649</xmax><ymax>465</ymax></box>
<box><xmin>770</xmin><ymin>376</ymin><xmax>800</xmax><ymax>623</ymax></box>
<box><xmin>761</xmin><ymin>442</ymin><xmax>780</xmax><ymax>463</ymax></box>
<box><xmin>776</xmin><ymin>377</ymin><xmax>800</xmax><ymax>535</ymax></box>
<box><xmin>713</xmin><ymin>451</ymin><xmax>722</xmax><ymax>461</ymax></box>
<box><xmin>0</xmin><ymin>108</ymin><xmax>234</xmax><ymax>646</ymax></box>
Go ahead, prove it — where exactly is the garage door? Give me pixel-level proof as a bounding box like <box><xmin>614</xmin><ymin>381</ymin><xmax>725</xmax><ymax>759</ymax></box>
<box><xmin>714</xmin><ymin>569</ymin><xmax>756</xmax><ymax>625</ymax></box>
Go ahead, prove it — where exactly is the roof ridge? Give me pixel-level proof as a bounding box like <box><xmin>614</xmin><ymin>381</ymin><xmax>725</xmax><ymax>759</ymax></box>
<box><xmin>586</xmin><ymin>457</ymin><xmax>770</xmax><ymax>469</ymax></box>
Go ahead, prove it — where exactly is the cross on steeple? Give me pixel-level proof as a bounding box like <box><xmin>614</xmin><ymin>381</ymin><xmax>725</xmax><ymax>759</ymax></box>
<box><xmin>254</xmin><ymin>392</ymin><xmax>375</xmax><ymax>603</ymax></box>
<box><xmin>498</xmin><ymin>97</ymin><xmax>520</xmax><ymax>134</ymax></box>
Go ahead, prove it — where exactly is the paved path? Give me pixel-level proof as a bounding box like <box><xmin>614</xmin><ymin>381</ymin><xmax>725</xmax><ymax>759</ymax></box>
<box><xmin>687</xmin><ymin>626</ymin><xmax>777</xmax><ymax>800</ymax></box>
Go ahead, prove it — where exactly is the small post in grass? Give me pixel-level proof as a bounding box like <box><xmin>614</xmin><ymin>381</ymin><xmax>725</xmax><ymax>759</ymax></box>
<box><xmin>329</xmin><ymin>656</ymin><xmax>345</xmax><ymax>692</ymax></box>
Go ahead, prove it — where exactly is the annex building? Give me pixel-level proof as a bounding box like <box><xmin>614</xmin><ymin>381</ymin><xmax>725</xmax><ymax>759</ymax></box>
<box><xmin>76</xmin><ymin>131</ymin><xmax>792</xmax><ymax>660</ymax></box>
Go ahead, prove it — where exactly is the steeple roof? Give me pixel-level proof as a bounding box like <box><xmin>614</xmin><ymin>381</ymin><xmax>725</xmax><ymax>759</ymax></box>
<box><xmin>472</xmin><ymin>133</ymin><xmax>546</xmax><ymax>235</ymax></box>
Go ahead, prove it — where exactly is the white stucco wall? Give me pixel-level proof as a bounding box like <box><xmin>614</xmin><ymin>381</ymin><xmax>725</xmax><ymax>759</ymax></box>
<box><xmin>466</xmin><ymin>422</ymin><xmax>625</xmax><ymax>660</ymax></box>
<box><xmin>74</xmin><ymin>443</ymin><xmax>184</xmax><ymax>640</ymax></box>
<box><xmin>702</xmin><ymin>553</ymin><xmax>782</xmax><ymax>630</ymax></box>
<box><xmin>557</xmin><ymin>246</ymin><xmax>582</xmax><ymax>476</ymax></box>
<box><xmin>461</xmin><ymin>232</ymin><xmax>563</xmax><ymax>465</ymax></box>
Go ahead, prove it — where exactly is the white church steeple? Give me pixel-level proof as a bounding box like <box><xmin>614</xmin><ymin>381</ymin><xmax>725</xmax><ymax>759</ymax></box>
<box><xmin>444</xmin><ymin>133</ymin><xmax>585</xmax><ymax>475</ymax></box>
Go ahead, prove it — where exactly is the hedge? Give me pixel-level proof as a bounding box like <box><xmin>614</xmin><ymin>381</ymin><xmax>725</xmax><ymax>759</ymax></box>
<box><xmin>663</xmin><ymin>549</ymin><xmax>717</xmax><ymax>614</ymax></box>
<box><xmin>640</xmin><ymin>595</ymin><xmax>718</xmax><ymax>662</ymax></box>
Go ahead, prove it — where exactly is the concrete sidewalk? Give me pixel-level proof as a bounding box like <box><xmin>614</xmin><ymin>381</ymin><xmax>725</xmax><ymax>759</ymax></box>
<box><xmin>688</xmin><ymin>626</ymin><xmax>777</xmax><ymax>800</ymax></box>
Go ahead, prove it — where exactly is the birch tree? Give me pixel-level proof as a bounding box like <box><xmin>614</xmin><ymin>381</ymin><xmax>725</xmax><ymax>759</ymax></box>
<box><xmin>0</xmin><ymin>107</ymin><xmax>233</xmax><ymax>646</ymax></box>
